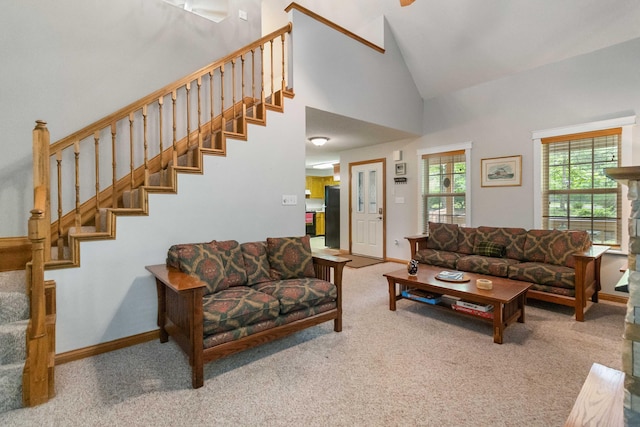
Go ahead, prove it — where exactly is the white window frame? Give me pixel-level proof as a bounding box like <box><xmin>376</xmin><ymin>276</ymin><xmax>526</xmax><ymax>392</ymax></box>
<box><xmin>532</xmin><ymin>116</ymin><xmax>636</xmax><ymax>254</ymax></box>
<box><xmin>417</xmin><ymin>141</ymin><xmax>473</xmax><ymax>233</ymax></box>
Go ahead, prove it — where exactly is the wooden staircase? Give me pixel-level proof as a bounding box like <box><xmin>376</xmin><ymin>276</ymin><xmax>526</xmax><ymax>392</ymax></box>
<box><xmin>22</xmin><ymin>23</ymin><xmax>294</xmax><ymax>408</ymax></box>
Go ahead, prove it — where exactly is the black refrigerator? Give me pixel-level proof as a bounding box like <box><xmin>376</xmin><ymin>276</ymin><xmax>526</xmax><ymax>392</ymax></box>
<box><xmin>324</xmin><ymin>185</ymin><xmax>340</xmax><ymax>248</ymax></box>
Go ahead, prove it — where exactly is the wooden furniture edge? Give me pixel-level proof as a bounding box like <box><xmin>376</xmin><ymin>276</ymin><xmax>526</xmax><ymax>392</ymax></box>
<box><xmin>285</xmin><ymin>2</ymin><xmax>385</xmax><ymax>53</ymax></box>
<box><xmin>405</xmin><ymin>234</ymin><xmax>428</xmax><ymax>259</ymax></box>
<box><xmin>564</xmin><ymin>362</ymin><xmax>624</xmax><ymax>427</ymax></box>
<box><xmin>145</xmin><ymin>264</ymin><xmax>206</xmax><ymax>293</ymax></box>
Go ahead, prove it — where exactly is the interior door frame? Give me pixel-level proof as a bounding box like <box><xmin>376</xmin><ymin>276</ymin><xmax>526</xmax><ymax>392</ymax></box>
<box><xmin>348</xmin><ymin>158</ymin><xmax>386</xmax><ymax>259</ymax></box>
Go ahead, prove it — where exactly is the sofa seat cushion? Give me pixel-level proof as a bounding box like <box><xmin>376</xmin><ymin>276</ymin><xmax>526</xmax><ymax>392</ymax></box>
<box><xmin>202</xmin><ymin>287</ymin><xmax>280</xmax><ymax>335</ymax></box>
<box><xmin>252</xmin><ymin>278</ymin><xmax>337</xmax><ymax>314</ymax></box>
<box><xmin>528</xmin><ymin>283</ymin><xmax>576</xmax><ymax>297</ymax></box>
<box><xmin>508</xmin><ymin>262</ymin><xmax>576</xmax><ymax>290</ymax></box>
<box><xmin>415</xmin><ymin>249</ymin><xmax>461</xmax><ymax>269</ymax></box>
<box><xmin>202</xmin><ymin>301</ymin><xmax>337</xmax><ymax>349</ymax></box>
<box><xmin>456</xmin><ymin>255</ymin><xmax>519</xmax><ymax>277</ymax></box>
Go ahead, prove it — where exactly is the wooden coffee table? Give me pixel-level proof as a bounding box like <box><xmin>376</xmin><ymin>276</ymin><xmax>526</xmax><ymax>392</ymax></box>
<box><xmin>384</xmin><ymin>264</ymin><xmax>532</xmax><ymax>344</ymax></box>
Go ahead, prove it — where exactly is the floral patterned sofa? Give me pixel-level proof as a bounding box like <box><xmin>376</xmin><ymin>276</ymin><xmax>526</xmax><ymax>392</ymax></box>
<box><xmin>406</xmin><ymin>222</ymin><xmax>609</xmax><ymax>321</ymax></box>
<box><xmin>145</xmin><ymin>235</ymin><xmax>349</xmax><ymax>388</ymax></box>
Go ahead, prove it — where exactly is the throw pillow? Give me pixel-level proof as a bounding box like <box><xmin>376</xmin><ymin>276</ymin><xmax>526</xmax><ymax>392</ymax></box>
<box><xmin>425</xmin><ymin>222</ymin><xmax>459</xmax><ymax>252</ymax></box>
<box><xmin>266</xmin><ymin>236</ymin><xmax>316</xmax><ymax>280</ymax></box>
<box><xmin>175</xmin><ymin>243</ymin><xmax>227</xmax><ymax>294</ymax></box>
<box><xmin>474</xmin><ymin>241</ymin><xmax>506</xmax><ymax>258</ymax></box>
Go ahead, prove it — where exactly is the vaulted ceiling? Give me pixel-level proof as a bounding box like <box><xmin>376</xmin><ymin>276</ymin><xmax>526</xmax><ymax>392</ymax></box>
<box><xmin>265</xmin><ymin>1</ymin><xmax>640</xmax><ymax>167</ymax></box>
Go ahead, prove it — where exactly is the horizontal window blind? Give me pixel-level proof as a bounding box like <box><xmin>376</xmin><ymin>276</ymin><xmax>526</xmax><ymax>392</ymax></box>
<box><xmin>421</xmin><ymin>150</ymin><xmax>466</xmax><ymax>232</ymax></box>
<box><xmin>541</xmin><ymin>129</ymin><xmax>621</xmax><ymax>246</ymax></box>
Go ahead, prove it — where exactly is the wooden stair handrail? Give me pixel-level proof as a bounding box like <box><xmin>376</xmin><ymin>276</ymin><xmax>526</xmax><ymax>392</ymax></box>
<box><xmin>49</xmin><ymin>23</ymin><xmax>292</xmax><ymax>154</ymax></box>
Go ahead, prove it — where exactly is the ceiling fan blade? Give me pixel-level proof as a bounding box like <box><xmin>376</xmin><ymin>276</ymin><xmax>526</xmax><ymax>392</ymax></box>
<box><xmin>400</xmin><ymin>0</ymin><xmax>415</xmax><ymax>6</ymax></box>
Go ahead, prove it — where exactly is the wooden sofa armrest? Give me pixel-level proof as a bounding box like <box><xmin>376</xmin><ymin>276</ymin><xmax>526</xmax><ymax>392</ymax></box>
<box><xmin>146</xmin><ymin>264</ymin><xmax>205</xmax><ymax>382</ymax></box>
<box><xmin>145</xmin><ymin>264</ymin><xmax>207</xmax><ymax>293</ymax></box>
<box><xmin>571</xmin><ymin>245</ymin><xmax>609</xmax><ymax>321</ymax></box>
<box><xmin>312</xmin><ymin>254</ymin><xmax>350</xmax><ymax>332</ymax></box>
<box><xmin>405</xmin><ymin>235</ymin><xmax>428</xmax><ymax>259</ymax></box>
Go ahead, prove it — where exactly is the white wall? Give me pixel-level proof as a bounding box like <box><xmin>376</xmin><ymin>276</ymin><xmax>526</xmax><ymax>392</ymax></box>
<box><xmin>46</xmin><ymin>97</ymin><xmax>307</xmax><ymax>353</ymax></box>
<box><xmin>290</xmin><ymin>11</ymin><xmax>422</xmax><ymax>136</ymax></box>
<box><xmin>0</xmin><ymin>0</ymin><xmax>261</xmax><ymax>236</ymax></box>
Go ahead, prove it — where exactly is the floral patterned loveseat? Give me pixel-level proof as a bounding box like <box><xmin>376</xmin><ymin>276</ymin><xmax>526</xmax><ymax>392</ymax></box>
<box><xmin>145</xmin><ymin>235</ymin><xmax>349</xmax><ymax>388</ymax></box>
<box><xmin>406</xmin><ymin>222</ymin><xmax>609</xmax><ymax>321</ymax></box>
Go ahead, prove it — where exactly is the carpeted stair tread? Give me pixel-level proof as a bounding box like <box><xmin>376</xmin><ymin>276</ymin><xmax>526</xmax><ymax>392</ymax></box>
<box><xmin>0</xmin><ymin>320</ymin><xmax>28</xmax><ymax>364</ymax></box>
<box><xmin>0</xmin><ymin>271</ymin><xmax>26</xmax><ymax>295</ymax></box>
<box><xmin>0</xmin><ymin>292</ymin><xmax>29</xmax><ymax>325</ymax></box>
<box><xmin>0</xmin><ymin>362</ymin><xmax>24</xmax><ymax>413</ymax></box>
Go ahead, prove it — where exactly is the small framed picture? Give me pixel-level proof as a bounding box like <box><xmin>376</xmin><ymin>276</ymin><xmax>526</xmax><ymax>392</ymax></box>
<box><xmin>395</xmin><ymin>162</ymin><xmax>406</xmax><ymax>175</ymax></box>
<box><xmin>481</xmin><ymin>155</ymin><xmax>522</xmax><ymax>187</ymax></box>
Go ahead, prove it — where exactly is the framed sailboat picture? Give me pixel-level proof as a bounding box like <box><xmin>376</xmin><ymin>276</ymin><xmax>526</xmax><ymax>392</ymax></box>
<box><xmin>481</xmin><ymin>155</ymin><xmax>522</xmax><ymax>187</ymax></box>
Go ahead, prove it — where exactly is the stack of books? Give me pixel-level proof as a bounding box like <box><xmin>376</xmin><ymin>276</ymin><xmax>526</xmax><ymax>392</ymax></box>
<box><xmin>401</xmin><ymin>288</ymin><xmax>442</xmax><ymax>305</ymax></box>
<box><xmin>451</xmin><ymin>300</ymin><xmax>494</xmax><ymax>319</ymax></box>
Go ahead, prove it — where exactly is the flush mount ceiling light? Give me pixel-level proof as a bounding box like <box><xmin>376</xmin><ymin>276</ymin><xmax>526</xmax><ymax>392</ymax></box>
<box><xmin>312</xmin><ymin>162</ymin><xmax>337</xmax><ymax>169</ymax></box>
<box><xmin>309</xmin><ymin>136</ymin><xmax>329</xmax><ymax>146</ymax></box>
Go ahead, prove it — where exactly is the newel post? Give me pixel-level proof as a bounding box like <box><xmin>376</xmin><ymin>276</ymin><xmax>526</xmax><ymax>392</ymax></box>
<box><xmin>32</xmin><ymin>120</ymin><xmax>51</xmax><ymax>262</ymax></box>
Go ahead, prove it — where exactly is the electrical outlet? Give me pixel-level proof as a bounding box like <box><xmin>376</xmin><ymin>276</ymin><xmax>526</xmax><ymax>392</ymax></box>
<box><xmin>238</xmin><ymin>9</ymin><xmax>248</xmax><ymax>20</ymax></box>
<box><xmin>394</xmin><ymin>239</ymin><xmax>399</xmax><ymax>245</ymax></box>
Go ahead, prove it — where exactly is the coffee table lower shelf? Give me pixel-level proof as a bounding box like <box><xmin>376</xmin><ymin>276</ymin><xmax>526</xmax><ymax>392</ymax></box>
<box><xmin>384</xmin><ymin>267</ymin><xmax>531</xmax><ymax>344</ymax></box>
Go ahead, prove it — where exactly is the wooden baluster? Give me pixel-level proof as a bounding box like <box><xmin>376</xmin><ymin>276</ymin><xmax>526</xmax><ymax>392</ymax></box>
<box><xmin>56</xmin><ymin>151</ymin><xmax>63</xmax><ymax>259</ymax></box>
<box><xmin>158</xmin><ymin>97</ymin><xmax>164</xmax><ymax>169</ymax></box>
<box><xmin>231</xmin><ymin>58</ymin><xmax>237</xmax><ymax>132</ymax></box>
<box><xmin>220</xmin><ymin>64</ymin><xmax>226</xmax><ymax>132</ymax></box>
<box><xmin>209</xmin><ymin>70</ymin><xmax>214</xmax><ymax>136</ymax></box>
<box><xmin>94</xmin><ymin>131</ymin><xmax>100</xmax><ymax>231</ymax></box>
<box><xmin>251</xmin><ymin>49</ymin><xmax>256</xmax><ymax>118</ymax></box>
<box><xmin>260</xmin><ymin>45</ymin><xmax>266</xmax><ymax>107</ymax></box>
<box><xmin>281</xmin><ymin>32</ymin><xmax>286</xmax><ymax>92</ymax></box>
<box><xmin>185</xmin><ymin>82</ymin><xmax>191</xmax><ymax>148</ymax></box>
<box><xmin>129</xmin><ymin>113</ymin><xmax>134</xmax><ymax>191</ymax></box>
<box><xmin>197</xmin><ymin>76</ymin><xmax>202</xmax><ymax>147</ymax></box>
<box><xmin>74</xmin><ymin>140</ymin><xmax>81</xmax><ymax>230</ymax></box>
<box><xmin>111</xmin><ymin>123</ymin><xmax>117</xmax><ymax>209</ymax></box>
<box><xmin>172</xmin><ymin>90</ymin><xmax>177</xmax><ymax>165</ymax></box>
<box><xmin>241</xmin><ymin>54</ymin><xmax>246</xmax><ymax>110</ymax></box>
<box><xmin>143</xmin><ymin>105</ymin><xmax>149</xmax><ymax>185</ymax></box>
<box><xmin>269</xmin><ymin>39</ymin><xmax>274</xmax><ymax>101</ymax></box>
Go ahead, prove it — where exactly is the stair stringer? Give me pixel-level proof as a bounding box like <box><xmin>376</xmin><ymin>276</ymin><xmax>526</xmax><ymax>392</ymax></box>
<box><xmin>45</xmin><ymin>90</ymin><xmax>292</xmax><ymax>271</ymax></box>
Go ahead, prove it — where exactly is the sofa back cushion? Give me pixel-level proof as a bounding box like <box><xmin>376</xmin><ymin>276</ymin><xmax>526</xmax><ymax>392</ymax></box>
<box><xmin>426</xmin><ymin>222</ymin><xmax>459</xmax><ymax>252</ymax></box>
<box><xmin>167</xmin><ymin>242</ymin><xmax>228</xmax><ymax>294</ymax></box>
<box><xmin>266</xmin><ymin>236</ymin><xmax>316</xmax><ymax>280</ymax></box>
<box><xmin>457</xmin><ymin>227</ymin><xmax>477</xmax><ymax>254</ymax></box>
<box><xmin>212</xmin><ymin>240</ymin><xmax>247</xmax><ymax>287</ymax></box>
<box><xmin>524</xmin><ymin>229</ymin><xmax>590</xmax><ymax>267</ymax></box>
<box><xmin>474</xmin><ymin>226</ymin><xmax>527</xmax><ymax>260</ymax></box>
<box><xmin>241</xmin><ymin>241</ymin><xmax>273</xmax><ymax>286</ymax></box>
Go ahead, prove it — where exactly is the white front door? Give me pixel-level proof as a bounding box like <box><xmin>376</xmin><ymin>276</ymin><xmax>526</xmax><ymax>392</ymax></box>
<box><xmin>350</xmin><ymin>160</ymin><xmax>384</xmax><ymax>258</ymax></box>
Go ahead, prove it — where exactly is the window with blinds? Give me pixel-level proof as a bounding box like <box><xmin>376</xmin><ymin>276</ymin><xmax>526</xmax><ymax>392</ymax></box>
<box><xmin>421</xmin><ymin>150</ymin><xmax>466</xmax><ymax>232</ymax></box>
<box><xmin>541</xmin><ymin>128</ymin><xmax>621</xmax><ymax>247</ymax></box>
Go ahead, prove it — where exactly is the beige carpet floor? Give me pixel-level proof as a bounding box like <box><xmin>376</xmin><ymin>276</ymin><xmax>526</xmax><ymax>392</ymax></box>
<box><xmin>0</xmin><ymin>262</ymin><xmax>626</xmax><ymax>426</ymax></box>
